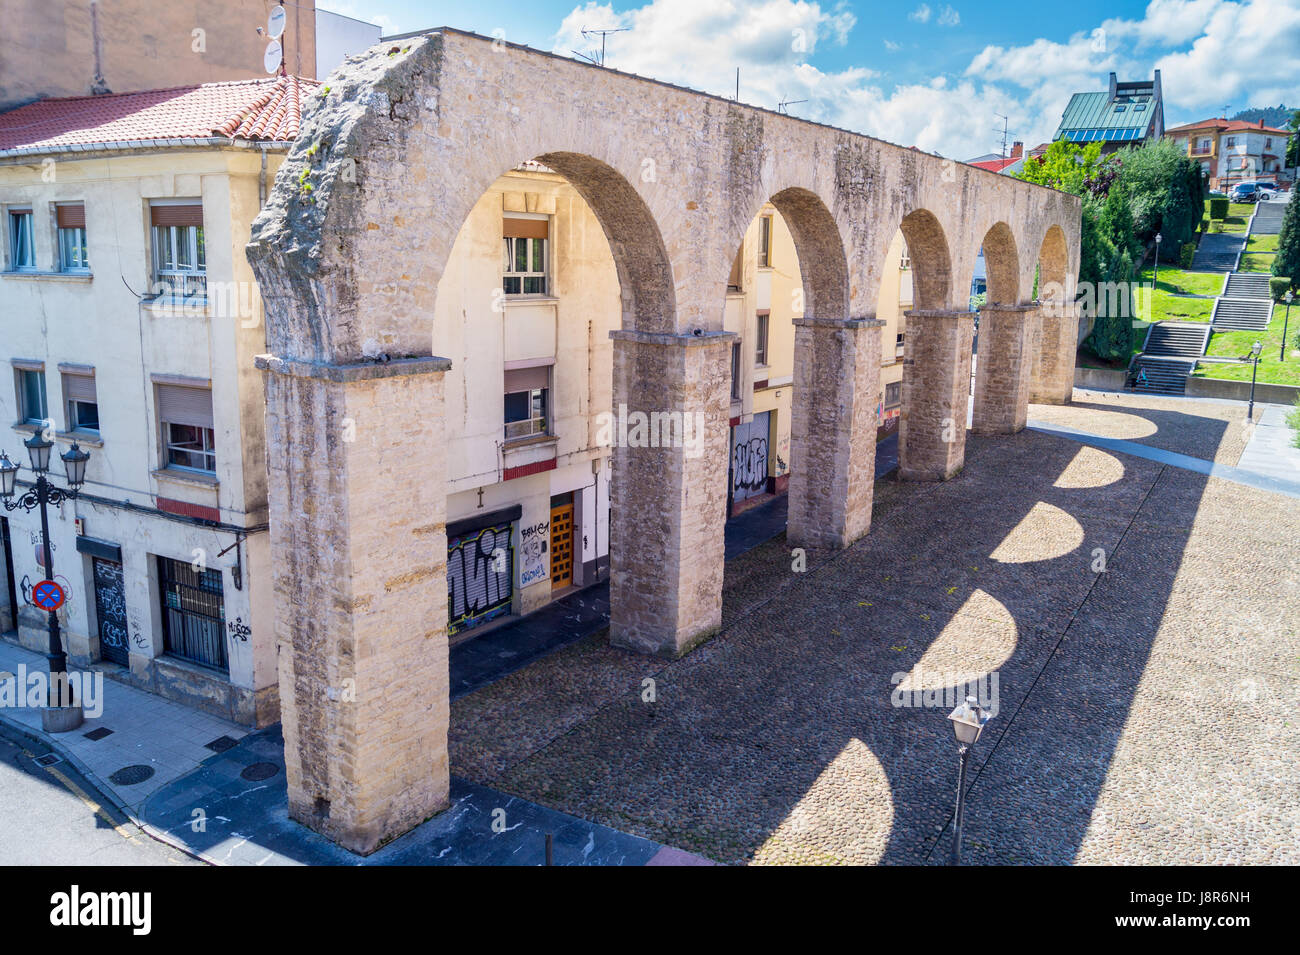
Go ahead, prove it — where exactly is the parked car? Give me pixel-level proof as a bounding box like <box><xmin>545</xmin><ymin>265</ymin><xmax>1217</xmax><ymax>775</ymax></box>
<box><xmin>1229</xmin><ymin>182</ymin><xmax>1276</xmax><ymax>202</ymax></box>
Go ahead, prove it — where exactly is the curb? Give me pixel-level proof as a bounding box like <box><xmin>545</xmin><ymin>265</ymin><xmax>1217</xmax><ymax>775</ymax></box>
<box><xmin>0</xmin><ymin>709</ymin><xmax>223</xmax><ymax>866</ymax></box>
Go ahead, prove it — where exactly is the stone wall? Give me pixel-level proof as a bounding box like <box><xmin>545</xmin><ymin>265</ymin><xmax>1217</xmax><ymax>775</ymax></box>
<box><xmin>900</xmin><ymin>310</ymin><xmax>975</xmax><ymax>480</ymax></box>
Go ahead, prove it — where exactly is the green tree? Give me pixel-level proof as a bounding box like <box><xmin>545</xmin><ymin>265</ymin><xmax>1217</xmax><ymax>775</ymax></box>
<box><xmin>1273</xmin><ymin>190</ymin><xmax>1300</xmax><ymax>288</ymax></box>
<box><xmin>1015</xmin><ymin>140</ymin><xmax>1106</xmax><ymax>195</ymax></box>
<box><xmin>1099</xmin><ymin>184</ymin><xmax>1139</xmax><ymax>261</ymax></box>
<box><xmin>1287</xmin><ymin>108</ymin><xmax>1300</xmax><ymax>172</ymax></box>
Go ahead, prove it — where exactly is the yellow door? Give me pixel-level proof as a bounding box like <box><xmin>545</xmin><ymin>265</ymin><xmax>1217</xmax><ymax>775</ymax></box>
<box><xmin>550</xmin><ymin>504</ymin><xmax>574</xmax><ymax>590</ymax></box>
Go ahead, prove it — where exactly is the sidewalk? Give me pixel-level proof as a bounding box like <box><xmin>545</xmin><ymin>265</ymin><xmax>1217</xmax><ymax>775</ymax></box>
<box><xmin>1239</xmin><ymin>402</ymin><xmax>1300</xmax><ymax>486</ymax></box>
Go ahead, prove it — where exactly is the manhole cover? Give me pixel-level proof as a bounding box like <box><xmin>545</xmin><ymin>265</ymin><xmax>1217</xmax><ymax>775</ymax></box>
<box><xmin>84</xmin><ymin>727</ymin><xmax>114</xmax><ymax>741</ymax></box>
<box><xmin>240</xmin><ymin>762</ymin><xmax>280</xmax><ymax>781</ymax></box>
<box><xmin>108</xmin><ymin>764</ymin><xmax>155</xmax><ymax>786</ymax></box>
<box><xmin>205</xmin><ymin>735</ymin><xmax>238</xmax><ymax>754</ymax></box>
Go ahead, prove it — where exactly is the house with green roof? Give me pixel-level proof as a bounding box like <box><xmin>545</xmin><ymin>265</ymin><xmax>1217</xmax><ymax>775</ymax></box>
<box><xmin>1053</xmin><ymin>71</ymin><xmax>1164</xmax><ymax>153</ymax></box>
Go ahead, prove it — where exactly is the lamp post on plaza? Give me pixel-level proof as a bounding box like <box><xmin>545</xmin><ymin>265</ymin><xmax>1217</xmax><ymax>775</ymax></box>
<box><xmin>1281</xmin><ymin>291</ymin><xmax>1294</xmax><ymax>363</ymax></box>
<box><xmin>0</xmin><ymin>433</ymin><xmax>91</xmax><ymax>732</ymax></box>
<box><xmin>1246</xmin><ymin>340</ymin><xmax>1263</xmax><ymax>422</ymax></box>
<box><xmin>1153</xmin><ymin>233</ymin><xmax>1163</xmax><ymax>290</ymax></box>
<box><xmin>947</xmin><ymin>694</ymin><xmax>992</xmax><ymax>865</ymax></box>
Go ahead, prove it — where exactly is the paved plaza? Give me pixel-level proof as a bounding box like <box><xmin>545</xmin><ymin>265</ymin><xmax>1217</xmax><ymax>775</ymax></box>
<box><xmin>450</xmin><ymin>393</ymin><xmax>1300</xmax><ymax>864</ymax></box>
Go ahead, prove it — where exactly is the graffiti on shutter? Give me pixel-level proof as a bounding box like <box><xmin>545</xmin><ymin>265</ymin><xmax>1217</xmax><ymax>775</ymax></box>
<box><xmin>448</xmin><ymin>523</ymin><xmax>514</xmax><ymax>635</ymax></box>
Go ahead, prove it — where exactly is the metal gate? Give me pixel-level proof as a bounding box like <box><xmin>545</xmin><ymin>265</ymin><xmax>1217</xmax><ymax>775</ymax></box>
<box><xmin>549</xmin><ymin>503</ymin><xmax>574</xmax><ymax>590</ymax></box>
<box><xmin>447</xmin><ymin>523</ymin><xmax>514</xmax><ymax>635</ymax></box>
<box><xmin>0</xmin><ymin>518</ymin><xmax>16</xmax><ymax>634</ymax></box>
<box><xmin>92</xmin><ymin>558</ymin><xmax>129</xmax><ymax>666</ymax></box>
<box><xmin>731</xmin><ymin>412</ymin><xmax>770</xmax><ymax>502</ymax></box>
<box><xmin>158</xmin><ymin>556</ymin><xmax>227</xmax><ymax>672</ymax></box>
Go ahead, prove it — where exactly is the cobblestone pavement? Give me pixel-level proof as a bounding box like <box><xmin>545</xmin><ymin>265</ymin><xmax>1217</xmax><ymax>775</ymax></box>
<box><xmin>450</xmin><ymin>396</ymin><xmax>1299</xmax><ymax>865</ymax></box>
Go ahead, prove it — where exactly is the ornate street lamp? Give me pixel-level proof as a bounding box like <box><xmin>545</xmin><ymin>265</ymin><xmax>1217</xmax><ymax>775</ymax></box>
<box><xmin>1153</xmin><ymin>232</ymin><xmax>1163</xmax><ymax>291</ymax></box>
<box><xmin>947</xmin><ymin>694</ymin><xmax>992</xmax><ymax>865</ymax></box>
<box><xmin>1</xmin><ymin>439</ymin><xmax>92</xmax><ymax>732</ymax></box>
<box><xmin>1246</xmin><ymin>340</ymin><xmax>1263</xmax><ymax>421</ymax></box>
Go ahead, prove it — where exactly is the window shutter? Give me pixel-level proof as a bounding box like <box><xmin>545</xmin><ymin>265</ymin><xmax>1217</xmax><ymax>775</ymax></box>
<box><xmin>62</xmin><ymin>371</ymin><xmax>96</xmax><ymax>402</ymax></box>
<box><xmin>56</xmin><ymin>204</ymin><xmax>86</xmax><ymax>229</ymax></box>
<box><xmin>156</xmin><ymin>384</ymin><xmax>213</xmax><ymax>428</ymax></box>
<box><xmin>728</xmin><ymin>249</ymin><xmax>743</xmax><ymax>289</ymax></box>
<box><xmin>504</xmin><ymin>366</ymin><xmax>549</xmax><ymax>393</ymax></box>
<box><xmin>151</xmin><ymin>204</ymin><xmax>204</xmax><ymax>227</ymax></box>
<box><xmin>503</xmin><ymin>217</ymin><xmax>548</xmax><ymax>240</ymax></box>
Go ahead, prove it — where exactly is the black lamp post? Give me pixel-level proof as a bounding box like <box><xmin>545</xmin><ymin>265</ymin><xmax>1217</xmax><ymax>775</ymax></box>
<box><xmin>1281</xmin><ymin>291</ymin><xmax>1294</xmax><ymax>363</ymax></box>
<box><xmin>1246</xmin><ymin>340</ymin><xmax>1263</xmax><ymax>421</ymax></box>
<box><xmin>1153</xmin><ymin>233</ymin><xmax>1162</xmax><ymax>290</ymax></box>
<box><xmin>947</xmin><ymin>694</ymin><xmax>992</xmax><ymax>865</ymax></box>
<box><xmin>0</xmin><ymin>435</ymin><xmax>91</xmax><ymax>732</ymax></box>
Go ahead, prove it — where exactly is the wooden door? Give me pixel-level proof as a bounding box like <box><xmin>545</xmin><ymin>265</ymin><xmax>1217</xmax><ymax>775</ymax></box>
<box><xmin>550</xmin><ymin>504</ymin><xmax>574</xmax><ymax>590</ymax></box>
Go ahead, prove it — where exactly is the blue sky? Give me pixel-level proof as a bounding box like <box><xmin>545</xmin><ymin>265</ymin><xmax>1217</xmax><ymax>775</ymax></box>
<box><xmin>320</xmin><ymin>0</ymin><xmax>1300</xmax><ymax>158</ymax></box>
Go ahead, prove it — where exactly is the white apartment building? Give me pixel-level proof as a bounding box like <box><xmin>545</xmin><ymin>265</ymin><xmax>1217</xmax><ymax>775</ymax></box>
<box><xmin>1166</xmin><ymin>118</ymin><xmax>1294</xmax><ymax>189</ymax></box>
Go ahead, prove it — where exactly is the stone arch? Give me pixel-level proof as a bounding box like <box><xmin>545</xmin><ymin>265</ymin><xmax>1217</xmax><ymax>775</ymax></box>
<box><xmin>765</xmin><ymin>187</ymin><xmax>850</xmax><ymax>321</ymax></box>
<box><xmin>980</xmin><ymin>221</ymin><xmax>1020</xmax><ymax>304</ymax></box>
<box><xmin>897</xmin><ymin>209</ymin><xmax>953</xmax><ymax>310</ymax></box>
<box><xmin>1035</xmin><ymin>223</ymin><xmax>1071</xmax><ymax>301</ymax></box>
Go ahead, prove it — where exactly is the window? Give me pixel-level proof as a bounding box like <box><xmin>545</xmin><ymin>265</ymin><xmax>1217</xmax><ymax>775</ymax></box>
<box><xmin>731</xmin><ymin>343</ymin><xmax>742</xmax><ymax>400</ymax></box>
<box><xmin>150</xmin><ymin>203</ymin><xmax>205</xmax><ymax>300</ymax></box>
<box><xmin>156</xmin><ymin>382</ymin><xmax>215</xmax><ymax>472</ymax></box>
<box><xmin>885</xmin><ymin>381</ymin><xmax>902</xmax><ymax>407</ymax></box>
<box><xmin>503</xmin><ymin>366</ymin><xmax>549</xmax><ymax>440</ymax></box>
<box><xmin>1226</xmin><ymin>137</ymin><xmax>1236</xmax><ymax>148</ymax></box>
<box><xmin>8</xmin><ymin>209</ymin><xmax>34</xmax><ymax>270</ymax></box>
<box><xmin>16</xmin><ymin>367</ymin><xmax>47</xmax><ymax>425</ymax></box>
<box><xmin>57</xmin><ymin>204</ymin><xmax>88</xmax><ymax>271</ymax></box>
<box><xmin>755</xmin><ymin>311</ymin><xmax>770</xmax><ymax>366</ymax></box>
<box><xmin>62</xmin><ymin>368</ymin><xmax>98</xmax><ymax>433</ymax></box>
<box><xmin>727</xmin><ymin>247</ymin><xmax>743</xmax><ymax>292</ymax></box>
<box><xmin>503</xmin><ymin>216</ymin><xmax>548</xmax><ymax>295</ymax></box>
<box><xmin>757</xmin><ymin>215</ymin><xmax>772</xmax><ymax>268</ymax></box>
<box><xmin>158</xmin><ymin>556</ymin><xmax>227</xmax><ymax>673</ymax></box>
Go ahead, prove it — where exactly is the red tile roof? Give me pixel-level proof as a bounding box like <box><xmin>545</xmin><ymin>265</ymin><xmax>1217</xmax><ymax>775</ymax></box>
<box><xmin>0</xmin><ymin>76</ymin><xmax>317</xmax><ymax>154</ymax></box>
<box><xmin>969</xmin><ymin>156</ymin><xmax>1019</xmax><ymax>173</ymax></box>
<box><xmin>1167</xmin><ymin>117</ymin><xmax>1292</xmax><ymax>136</ymax></box>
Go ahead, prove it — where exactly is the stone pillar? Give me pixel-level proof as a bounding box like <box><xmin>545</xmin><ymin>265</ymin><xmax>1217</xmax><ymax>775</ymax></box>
<box><xmin>255</xmin><ymin>354</ymin><xmax>453</xmax><ymax>856</ymax></box>
<box><xmin>900</xmin><ymin>309</ymin><xmax>975</xmax><ymax>481</ymax></box>
<box><xmin>1031</xmin><ymin>300</ymin><xmax>1080</xmax><ymax>405</ymax></box>
<box><xmin>788</xmin><ymin>316</ymin><xmax>884</xmax><ymax>549</ymax></box>
<box><xmin>608</xmin><ymin>329</ymin><xmax>733</xmax><ymax>658</ymax></box>
<box><xmin>972</xmin><ymin>304</ymin><xmax>1038</xmax><ymax>434</ymax></box>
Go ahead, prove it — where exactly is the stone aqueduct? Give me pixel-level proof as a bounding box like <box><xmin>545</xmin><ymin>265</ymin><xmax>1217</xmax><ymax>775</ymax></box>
<box><xmin>246</xmin><ymin>29</ymin><xmax>1082</xmax><ymax>852</ymax></box>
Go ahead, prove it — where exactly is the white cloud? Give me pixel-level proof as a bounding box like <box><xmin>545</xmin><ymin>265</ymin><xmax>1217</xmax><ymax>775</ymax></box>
<box><xmin>909</xmin><ymin>4</ymin><xmax>932</xmax><ymax>23</ymax></box>
<box><xmin>884</xmin><ymin>39</ymin><xmax>902</xmax><ymax>51</ymax></box>
<box><xmin>938</xmin><ymin>5</ymin><xmax>960</xmax><ymax>27</ymax></box>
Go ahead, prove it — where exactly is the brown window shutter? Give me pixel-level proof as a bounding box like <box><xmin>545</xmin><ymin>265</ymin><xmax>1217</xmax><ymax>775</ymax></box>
<box><xmin>56</xmin><ymin>204</ymin><xmax>86</xmax><ymax>229</ymax></box>
<box><xmin>156</xmin><ymin>384</ymin><xmax>213</xmax><ymax>428</ymax></box>
<box><xmin>503</xmin><ymin>217</ymin><xmax>549</xmax><ymax>240</ymax></box>
<box><xmin>728</xmin><ymin>249</ymin><xmax>743</xmax><ymax>289</ymax></box>
<box><xmin>151</xmin><ymin>204</ymin><xmax>204</xmax><ymax>228</ymax></box>
<box><xmin>504</xmin><ymin>366</ymin><xmax>549</xmax><ymax>393</ymax></box>
<box><xmin>62</xmin><ymin>371</ymin><xmax>96</xmax><ymax>402</ymax></box>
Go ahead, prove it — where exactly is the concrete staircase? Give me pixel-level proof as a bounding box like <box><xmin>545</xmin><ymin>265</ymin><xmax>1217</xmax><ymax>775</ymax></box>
<box><xmin>1212</xmin><ymin>296</ymin><xmax>1274</xmax><ymax>330</ymax></box>
<box><xmin>1192</xmin><ymin>231</ymin><xmax>1245</xmax><ymax>271</ymax></box>
<box><xmin>1131</xmin><ymin>355</ymin><xmax>1198</xmax><ymax>395</ymax></box>
<box><xmin>1142</xmin><ymin>321</ymin><xmax>1211</xmax><ymax>357</ymax></box>
<box><xmin>1250</xmin><ymin>197</ymin><xmax>1287</xmax><ymax>235</ymax></box>
<box><xmin>1224</xmin><ymin>272</ymin><xmax>1272</xmax><ymax>298</ymax></box>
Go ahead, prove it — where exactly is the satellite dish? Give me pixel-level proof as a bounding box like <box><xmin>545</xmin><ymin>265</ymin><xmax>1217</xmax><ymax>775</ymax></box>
<box><xmin>264</xmin><ymin>39</ymin><xmax>283</xmax><ymax>75</ymax></box>
<box><xmin>267</xmin><ymin>5</ymin><xmax>287</xmax><ymax>40</ymax></box>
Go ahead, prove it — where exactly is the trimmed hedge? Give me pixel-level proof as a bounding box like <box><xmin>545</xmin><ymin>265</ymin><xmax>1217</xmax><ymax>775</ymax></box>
<box><xmin>1179</xmin><ymin>242</ymin><xmax>1197</xmax><ymax>269</ymax></box>
<box><xmin>1271</xmin><ymin>276</ymin><xmax>1294</xmax><ymax>301</ymax></box>
<box><xmin>1209</xmin><ymin>197</ymin><xmax>1229</xmax><ymax>220</ymax></box>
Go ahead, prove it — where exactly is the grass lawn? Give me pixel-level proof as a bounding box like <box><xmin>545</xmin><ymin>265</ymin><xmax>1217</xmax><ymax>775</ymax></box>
<box><xmin>1138</xmin><ymin>266</ymin><xmax>1224</xmax><ymax>297</ymax></box>
<box><xmin>1246</xmin><ymin>233</ymin><xmax>1279</xmax><ymax>253</ymax></box>
<box><xmin>1197</xmin><ymin>303</ymin><xmax>1300</xmax><ymax>387</ymax></box>
<box><xmin>1239</xmin><ymin>252</ymin><xmax>1276</xmax><ymax>273</ymax></box>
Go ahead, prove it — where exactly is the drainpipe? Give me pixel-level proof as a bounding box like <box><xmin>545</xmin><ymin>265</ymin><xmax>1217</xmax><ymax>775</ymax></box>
<box><xmin>259</xmin><ymin>148</ymin><xmax>268</xmax><ymax>208</ymax></box>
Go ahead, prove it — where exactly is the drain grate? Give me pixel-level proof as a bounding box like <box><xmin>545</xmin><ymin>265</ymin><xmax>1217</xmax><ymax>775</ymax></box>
<box><xmin>34</xmin><ymin>753</ymin><xmax>62</xmax><ymax>767</ymax></box>
<box><xmin>83</xmin><ymin>727</ymin><xmax>114</xmax><ymax>741</ymax></box>
<box><xmin>108</xmin><ymin>764</ymin><xmax>155</xmax><ymax>786</ymax></box>
<box><xmin>204</xmin><ymin>735</ymin><xmax>238</xmax><ymax>754</ymax></box>
<box><xmin>240</xmin><ymin>761</ymin><xmax>280</xmax><ymax>781</ymax></box>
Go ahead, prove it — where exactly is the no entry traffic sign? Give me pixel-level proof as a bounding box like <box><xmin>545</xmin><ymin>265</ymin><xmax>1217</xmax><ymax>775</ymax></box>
<box><xmin>32</xmin><ymin>579</ymin><xmax>65</xmax><ymax>612</ymax></box>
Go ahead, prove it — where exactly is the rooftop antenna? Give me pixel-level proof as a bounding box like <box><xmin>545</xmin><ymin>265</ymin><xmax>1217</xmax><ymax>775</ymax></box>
<box><xmin>262</xmin><ymin>4</ymin><xmax>287</xmax><ymax>76</ymax></box>
<box><xmin>777</xmin><ymin>98</ymin><xmax>807</xmax><ymax>115</ymax></box>
<box><xmin>994</xmin><ymin>113</ymin><xmax>1010</xmax><ymax>157</ymax></box>
<box><xmin>572</xmin><ymin>27</ymin><xmax>628</xmax><ymax>66</ymax></box>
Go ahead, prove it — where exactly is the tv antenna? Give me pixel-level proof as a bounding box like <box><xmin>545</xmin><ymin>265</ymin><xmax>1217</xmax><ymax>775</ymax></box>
<box><xmin>993</xmin><ymin>113</ymin><xmax>1010</xmax><ymax>157</ymax></box>
<box><xmin>571</xmin><ymin>27</ymin><xmax>628</xmax><ymax>67</ymax></box>
<box><xmin>777</xmin><ymin>98</ymin><xmax>807</xmax><ymax>115</ymax></box>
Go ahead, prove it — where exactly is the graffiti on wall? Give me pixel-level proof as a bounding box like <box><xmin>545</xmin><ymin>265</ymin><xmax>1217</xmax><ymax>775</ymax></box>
<box><xmin>518</xmin><ymin>520</ymin><xmax>550</xmax><ymax>588</ymax></box>
<box><xmin>448</xmin><ymin>523</ymin><xmax>514</xmax><ymax>635</ymax></box>
<box><xmin>732</xmin><ymin>437</ymin><xmax>768</xmax><ymax>494</ymax></box>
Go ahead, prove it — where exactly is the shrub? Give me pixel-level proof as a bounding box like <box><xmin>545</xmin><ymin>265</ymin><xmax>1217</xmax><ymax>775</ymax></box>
<box><xmin>1201</xmin><ymin>216</ymin><xmax>1210</xmax><ymax>233</ymax></box>
<box><xmin>1271</xmin><ymin>277</ymin><xmax>1294</xmax><ymax>301</ymax></box>
<box><xmin>1210</xmin><ymin>221</ymin><xmax>1224</xmax><ymax>234</ymax></box>
<box><xmin>1179</xmin><ymin>242</ymin><xmax>1197</xmax><ymax>269</ymax></box>
<box><xmin>1209</xmin><ymin>197</ymin><xmax>1229</xmax><ymax>220</ymax></box>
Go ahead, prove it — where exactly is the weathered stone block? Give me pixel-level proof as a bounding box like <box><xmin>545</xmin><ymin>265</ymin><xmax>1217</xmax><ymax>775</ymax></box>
<box><xmin>900</xmin><ymin>310</ymin><xmax>974</xmax><ymax>481</ymax></box>
<box><xmin>973</xmin><ymin>304</ymin><xmax>1037</xmax><ymax>434</ymax></box>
